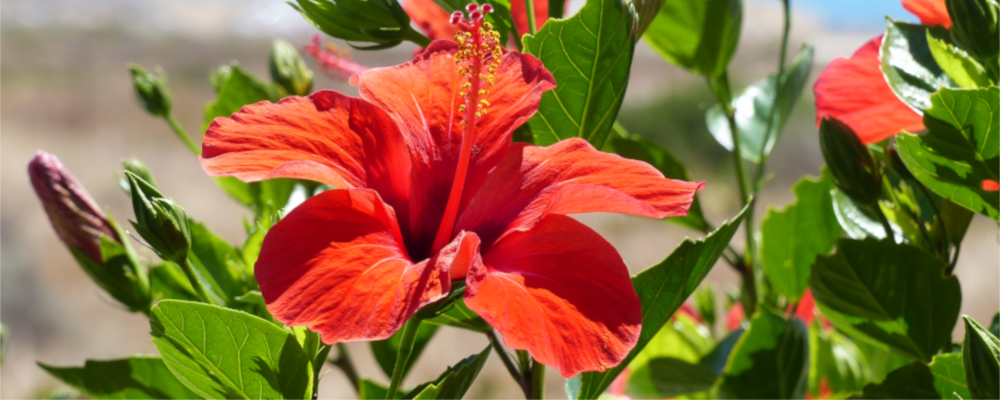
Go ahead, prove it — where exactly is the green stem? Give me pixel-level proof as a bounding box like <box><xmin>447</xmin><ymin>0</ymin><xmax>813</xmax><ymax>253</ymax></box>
<box><xmin>406</xmin><ymin>27</ymin><xmax>432</xmax><ymax>48</ymax></box>
<box><xmin>524</xmin><ymin>0</ymin><xmax>537</xmax><ymax>34</ymax></box>
<box><xmin>752</xmin><ymin>0</ymin><xmax>792</xmax><ymax>193</ymax></box>
<box><xmin>527</xmin><ymin>359</ymin><xmax>546</xmax><ymax>399</ymax></box>
<box><xmin>329</xmin><ymin>343</ymin><xmax>361</xmax><ymax>394</ymax></box>
<box><xmin>164</xmin><ymin>114</ymin><xmax>200</xmax><ymax>155</ymax></box>
<box><xmin>179</xmin><ymin>258</ymin><xmax>219</xmax><ymax>305</ymax></box>
<box><xmin>487</xmin><ymin>331</ymin><xmax>525</xmax><ymax>394</ymax></box>
<box><xmin>708</xmin><ymin>72</ymin><xmax>757</xmax><ymax>314</ymax></box>
<box><xmin>386</xmin><ymin>319</ymin><xmax>423</xmax><ymax>399</ymax></box>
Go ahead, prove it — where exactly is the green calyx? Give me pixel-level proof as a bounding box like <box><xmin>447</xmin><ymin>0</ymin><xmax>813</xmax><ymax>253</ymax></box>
<box><xmin>269</xmin><ymin>39</ymin><xmax>314</xmax><ymax>96</ymax></box>
<box><xmin>126</xmin><ymin>171</ymin><xmax>191</xmax><ymax>263</ymax></box>
<box><xmin>128</xmin><ymin>64</ymin><xmax>172</xmax><ymax>117</ymax></box>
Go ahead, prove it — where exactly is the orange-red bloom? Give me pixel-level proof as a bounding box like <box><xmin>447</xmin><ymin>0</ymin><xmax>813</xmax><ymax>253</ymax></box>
<box><xmin>200</xmin><ymin>15</ymin><xmax>701</xmax><ymax>377</ymax></box>
<box><xmin>814</xmin><ymin>0</ymin><xmax>951</xmax><ymax>144</ymax></box>
<box><xmin>404</xmin><ymin>0</ymin><xmax>564</xmax><ymax>43</ymax></box>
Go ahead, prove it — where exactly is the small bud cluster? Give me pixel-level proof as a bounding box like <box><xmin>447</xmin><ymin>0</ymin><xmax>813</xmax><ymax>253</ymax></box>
<box><xmin>451</xmin><ymin>3</ymin><xmax>502</xmax><ymax>124</ymax></box>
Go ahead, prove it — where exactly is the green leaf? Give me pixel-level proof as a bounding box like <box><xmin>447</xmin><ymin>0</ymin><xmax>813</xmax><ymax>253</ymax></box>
<box><xmin>926</xmin><ymin>30</ymin><xmax>991</xmax><ymax>88</ymax></box>
<box><xmin>761</xmin><ymin>170</ymin><xmax>842</xmax><ymax>301</ymax></box>
<box><xmin>571</xmin><ymin>205</ymin><xmax>747</xmax><ymax>399</ymax></box>
<box><xmin>830</xmin><ymin>188</ymin><xmax>896</xmax><ymax>240</ymax></box>
<box><xmin>187</xmin><ymin>220</ymin><xmax>250</xmax><ymax>305</ymax></box>
<box><xmin>809</xmin><ymin>238</ymin><xmax>962</xmax><ymax>362</ymax></box>
<box><xmin>896</xmin><ymin>87</ymin><xmax>1000</xmax><ymax>220</ymax></box>
<box><xmin>360</xmin><ymin>378</ymin><xmax>401</xmax><ymax>399</ymax></box>
<box><xmin>880</xmin><ymin>19</ymin><xmax>956</xmax><ymax>112</ymax></box>
<box><xmin>402</xmin><ymin>346</ymin><xmax>491</xmax><ymax>399</ymax></box>
<box><xmin>603</xmin><ymin>132</ymin><xmax>709</xmax><ymax>232</ymax></box>
<box><xmin>149</xmin><ymin>262</ymin><xmax>199</xmax><ymax>302</ymax></box>
<box><xmin>149</xmin><ymin>300</ymin><xmax>314</xmax><ymax>399</ymax></box>
<box><xmin>718</xmin><ymin>308</ymin><xmax>809</xmax><ymax>399</ymax></box>
<box><xmin>855</xmin><ymin>353</ymin><xmax>970</xmax><ymax>399</ymax></box>
<box><xmin>203</xmin><ymin>64</ymin><xmax>281</xmax><ymax>131</ymax></box>
<box><xmin>625</xmin><ymin>319</ymin><xmax>703</xmax><ymax>398</ymax></box>
<box><xmin>810</xmin><ymin>325</ymin><xmax>869</xmax><ymax>396</ymax></box>
<box><xmin>39</xmin><ymin>356</ymin><xmax>199</xmax><ymax>399</ymax></box>
<box><xmin>941</xmin><ymin>198</ymin><xmax>975</xmax><ymax>246</ymax></box>
<box><xmin>643</xmin><ymin>358</ymin><xmax>717</xmax><ymax>397</ymax></box>
<box><xmin>707</xmin><ymin>44</ymin><xmax>814</xmax><ymax>163</ymax></box>
<box><xmin>963</xmin><ymin>315</ymin><xmax>1000</xmax><ymax>399</ymax></box>
<box><xmin>423</xmin><ymin>299</ymin><xmax>491</xmax><ymax>332</ymax></box>
<box><xmin>990</xmin><ymin>313</ymin><xmax>999</xmax><ymax>338</ymax></box>
<box><xmin>699</xmin><ymin>327</ymin><xmax>744</xmax><ymax>375</ymax></box>
<box><xmin>522</xmin><ymin>0</ymin><xmax>637</xmax><ymax>148</ymax></box>
<box><xmin>642</xmin><ymin>0</ymin><xmax>741</xmax><ymax>77</ymax></box>
<box><xmin>372</xmin><ymin>322</ymin><xmax>439</xmax><ymax>381</ymax></box>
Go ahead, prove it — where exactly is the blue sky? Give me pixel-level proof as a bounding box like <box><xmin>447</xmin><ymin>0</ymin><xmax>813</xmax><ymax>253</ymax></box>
<box><xmin>787</xmin><ymin>0</ymin><xmax>913</xmax><ymax>31</ymax></box>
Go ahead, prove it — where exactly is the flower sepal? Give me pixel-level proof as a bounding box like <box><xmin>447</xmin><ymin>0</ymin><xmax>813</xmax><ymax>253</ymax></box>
<box><xmin>126</xmin><ymin>171</ymin><xmax>192</xmax><ymax>264</ymax></box>
<box><xmin>128</xmin><ymin>64</ymin><xmax>172</xmax><ymax>117</ymax></box>
<box><xmin>291</xmin><ymin>0</ymin><xmax>415</xmax><ymax>49</ymax></box>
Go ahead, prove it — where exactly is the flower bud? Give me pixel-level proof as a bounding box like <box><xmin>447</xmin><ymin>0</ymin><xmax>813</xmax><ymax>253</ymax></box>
<box><xmin>948</xmin><ymin>0</ymin><xmax>999</xmax><ymax>61</ymax></box>
<box><xmin>292</xmin><ymin>0</ymin><xmax>411</xmax><ymax>48</ymax></box>
<box><xmin>270</xmin><ymin>39</ymin><xmax>314</xmax><ymax>96</ymax></box>
<box><xmin>126</xmin><ymin>171</ymin><xmax>191</xmax><ymax>263</ymax></box>
<box><xmin>119</xmin><ymin>158</ymin><xmax>157</xmax><ymax>194</ymax></box>
<box><xmin>819</xmin><ymin>118</ymin><xmax>883</xmax><ymax>206</ymax></box>
<box><xmin>28</xmin><ymin>151</ymin><xmax>120</xmax><ymax>263</ymax></box>
<box><xmin>128</xmin><ymin>64</ymin><xmax>172</xmax><ymax>117</ymax></box>
<box><xmin>887</xmin><ymin>146</ymin><xmax>915</xmax><ymax>181</ymax></box>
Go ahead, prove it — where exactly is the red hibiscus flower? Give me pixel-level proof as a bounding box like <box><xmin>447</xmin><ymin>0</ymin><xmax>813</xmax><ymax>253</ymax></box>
<box><xmin>200</xmin><ymin>13</ymin><xmax>703</xmax><ymax>378</ymax></box>
<box><xmin>814</xmin><ymin>0</ymin><xmax>951</xmax><ymax>144</ymax></box>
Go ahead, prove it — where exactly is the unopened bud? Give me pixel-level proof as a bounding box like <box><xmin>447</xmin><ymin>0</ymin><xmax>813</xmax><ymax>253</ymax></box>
<box><xmin>126</xmin><ymin>171</ymin><xmax>191</xmax><ymax>263</ymax></box>
<box><xmin>269</xmin><ymin>39</ymin><xmax>314</xmax><ymax>97</ymax></box>
<box><xmin>819</xmin><ymin>118</ymin><xmax>883</xmax><ymax>206</ymax></box>
<box><xmin>28</xmin><ymin>151</ymin><xmax>120</xmax><ymax>264</ymax></box>
<box><xmin>128</xmin><ymin>64</ymin><xmax>172</xmax><ymax>117</ymax></box>
<box><xmin>948</xmin><ymin>0</ymin><xmax>999</xmax><ymax>61</ymax></box>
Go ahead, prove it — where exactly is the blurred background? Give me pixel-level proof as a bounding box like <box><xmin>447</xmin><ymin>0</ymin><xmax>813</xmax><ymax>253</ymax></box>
<box><xmin>1</xmin><ymin>0</ymin><xmax>997</xmax><ymax>398</ymax></box>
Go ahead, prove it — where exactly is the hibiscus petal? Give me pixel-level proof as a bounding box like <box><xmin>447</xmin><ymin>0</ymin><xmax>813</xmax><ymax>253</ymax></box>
<box><xmin>814</xmin><ymin>35</ymin><xmax>925</xmax><ymax>144</ymax></box>
<box><xmin>456</xmin><ymin>138</ymin><xmax>704</xmax><ymax>245</ymax></box>
<box><xmin>404</xmin><ymin>0</ymin><xmax>460</xmax><ymax>41</ymax></box>
<box><xmin>256</xmin><ymin>189</ymin><xmax>476</xmax><ymax>343</ymax></box>
<box><xmin>464</xmin><ymin>214</ymin><xmax>641</xmax><ymax>378</ymax></box>
<box><xmin>354</xmin><ymin>42</ymin><xmax>554</xmax><ymax>254</ymax></box>
<box><xmin>201</xmin><ymin>91</ymin><xmax>411</xmax><ymax>201</ymax></box>
<box><xmin>902</xmin><ymin>0</ymin><xmax>952</xmax><ymax>28</ymax></box>
<box><xmin>510</xmin><ymin>0</ymin><xmax>570</xmax><ymax>38</ymax></box>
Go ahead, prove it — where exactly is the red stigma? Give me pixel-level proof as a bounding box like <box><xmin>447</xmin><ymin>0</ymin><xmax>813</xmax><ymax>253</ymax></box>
<box><xmin>466</xmin><ymin>3</ymin><xmax>478</xmax><ymax>12</ymax></box>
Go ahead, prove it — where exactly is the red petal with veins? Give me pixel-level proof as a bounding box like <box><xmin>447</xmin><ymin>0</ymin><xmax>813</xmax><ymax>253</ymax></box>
<box><xmin>256</xmin><ymin>189</ymin><xmax>482</xmax><ymax>343</ymax></box>
<box><xmin>200</xmin><ymin>90</ymin><xmax>412</xmax><ymax>211</ymax></box>
<box><xmin>814</xmin><ymin>36</ymin><xmax>925</xmax><ymax>144</ymax></box>
<box><xmin>902</xmin><ymin>0</ymin><xmax>952</xmax><ymax>28</ymax></box>
<box><xmin>464</xmin><ymin>214</ymin><xmax>641</xmax><ymax>378</ymax></box>
<box><xmin>354</xmin><ymin>41</ymin><xmax>554</xmax><ymax>254</ymax></box>
<box><xmin>456</xmin><ymin>138</ymin><xmax>704</xmax><ymax>245</ymax></box>
<box><xmin>404</xmin><ymin>0</ymin><xmax>461</xmax><ymax>40</ymax></box>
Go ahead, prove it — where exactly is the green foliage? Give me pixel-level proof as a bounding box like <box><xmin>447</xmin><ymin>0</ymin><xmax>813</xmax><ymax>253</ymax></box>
<box><xmin>646</xmin><ymin>358</ymin><xmax>718</xmax><ymax>397</ymax></box>
<box><xmin>290</xmin><ymin>0</ymin><xmax>413</xmax><ymax>48</ymax></box>
<box><xmin>856</xmin><ymin>353</ymin><xmax>970</xmax><ymax>399</ymax></box>
<box><xmin>947</xmin><ymin>0</ymin><xmax>1000</xmax><ymax>63</ymax></box>
<box><xmin>761</xmin><ymin>170</ymin><xmax>842</xmax><ymax>301</ymax></box>
<box><xmin>604</xmin><ymin>131</ymin><xmax>710</xmax><ymax>232</ymax></box>
<box><xmin>372</xmin><ymin>322</ymin><xmax>440</xmax><ymax>381</ymax></box>
<box><xmin>522</xmin><ymin>0</ymin><xmax>637</xmax><ymax>148</ymax></box>
<box><xmin>926</xmin><ymin>31</ymin><xmax>991</xmax><ymax>88</ymax></box>
<box><xmin>718</xmin><ymin>308</ymin><xmax>809</xmax><ymax>399</ymax></box>
<box><xmin>643</xmin><ymin>0</ymin><xmax>742</xmax><ymax>77</ymax></box>
<box><xmin>896</xmin><ymin>87</ymin><xmax>1000</xmax><ymax>221</ymax></box>
<box><xmin>360</xmin><ymin>378</ymin><xmax>400</xmax><ymax>399</ymax></box>
<box><xmin>423</xmin><ymin>299</ymin><xmax>491</xmax><ymax>332</ymax></box>
<box><xmin>149</xmin><ymin>300</ymin><xmax>315</xmax><ymax>399</ymax></box>
<box><xmin>809</xmin><ymin>325</ymin><xmax>869</xmax><ymax>397</ymax></box>
<box><xmin>819</xmin><ymin>119</ymin><xmax>882</xmax><ymax>207</ymax></box>
<box><xmin>880</xmin><ymin>19</ymin><xmax>956</xmax><ymax>112</ymax></box>
<box><xmin>570</xmin><ymin>206</ymin><xmax>747</xmax><ymax>399</ymax></box>
<box><xmin>830</xmin><ymin>188</ymin><xmax>897</xmax><ymax>240</ymax></box>
<box><xmin>707</xmin><ymin>44</ymin><xmax>814</xmax><ymax>163</ymax></box>
<box><xmin>963</xmin><ymin>315</ymin><xmax>1000</xmax><ymax>399</ymax></box>
<box><xmin>126</xmin><ymin>172</ymin><xmax>192</xmax><ymax>264</ymax></box>
<box><xmin>39</xmin><ymin>356</ymin><xmax>199</xmax><ymax>400</ymax></box>
<box><xmin>809</xmin><ymin>238</ymin><xmax>962</xmax><ymax>362</ymax></box>
<box><xmin>403</xmin><ymin>346</ymin><xmax>491</xmax><ymax>399</ymax></box>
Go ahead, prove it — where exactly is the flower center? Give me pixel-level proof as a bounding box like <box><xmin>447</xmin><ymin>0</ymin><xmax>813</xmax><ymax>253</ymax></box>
<box><xmin>430</xmin><ymin>3</ymin><xmax>501</xmax><ymax>255</ymax></box>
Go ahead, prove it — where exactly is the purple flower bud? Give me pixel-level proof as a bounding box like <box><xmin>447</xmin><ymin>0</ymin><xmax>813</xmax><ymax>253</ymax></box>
<box><xmin>28</xmin><ymin>151</ymin><xmax>120</xmax><ymax>263</ymax></box>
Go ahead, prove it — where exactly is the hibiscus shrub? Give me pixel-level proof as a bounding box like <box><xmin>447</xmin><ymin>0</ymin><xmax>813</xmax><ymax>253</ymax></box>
<box><xmin>28</xmin><ymin>0</ymin><xmax>1000</xmax><ymax>398</ymax></box>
